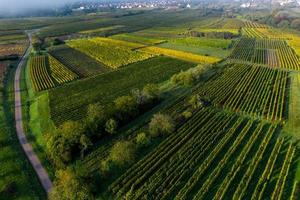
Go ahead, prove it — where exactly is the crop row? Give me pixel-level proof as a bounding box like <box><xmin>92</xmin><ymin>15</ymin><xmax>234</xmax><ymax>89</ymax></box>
<box><xmin>138</xmin><ymin>46</ymin><xmax>220</xmax><ymax>64</ymax></box>
<box><xmin>196</xmin><ymin>63</ymin><xmax>288</xmax><ymax>122</ymax></box>
<box><xmin>49</xmin><ymin>45</ymin><xmax>110</xmax><ymax>77</ymax></box>
<box><xmin>49</xmin><ymin>57</ymin><xmax>196</xmax><ymax>125</ymax></box>
<box><xmin>67</xmin><ymin>37</ymin><xmax>153</xmax><ymax>69</ymax></box>
<box><xmin>242</xmin><ymin>28</ymin><xmax>286</xmax><ymax>40</ymax></box>
<box><xmin>109</xmin><ymin>107</ymin><xmax>295</xmax><ymax>199</ymax></box>
<box><xmin>229</xmin><ymin>38</ymin><xmax>300</xmax><ymax>70</ymax></box>
<box><xmin>29</xmin><ymin>56</ymin><xmax>55</xmax><ymax>91</ymax></box>
<box><xmin>48</xmin><ymin>55</ymin><xmax>78</xmax><ymax>84</ymax></box>
<box><xmin>243</xmin><ymin>21</ymin><xmax>268</xmax><ymax>28</ymax></box>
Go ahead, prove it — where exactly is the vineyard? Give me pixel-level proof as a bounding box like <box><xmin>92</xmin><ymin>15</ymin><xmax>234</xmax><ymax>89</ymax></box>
<box><xmin>67</xmin><ymin>37</ymin><xmax>154</xmax><ymax>68</ymax></box>
<box><xmin>30</xmin><ymin>54</ymin><xmax>81</xmax><ymax>91</ymax></box>
<box><xmin>195</xmin><ymin>63</ymin><xmax>288</xmax><ymax>122</ymax></box>
<box><xmin>0</xmin><ymin>43</ymin><xmax>27</xmax><ymax>57</ymax></box>
<box><xmin>229</xmin><ymin>38</ymin><xmax>300</xmax><ymax>70</ymax></box>
<box><xmin>29</xmin><ymin>56</ymin><xmax>55</xmax><ymax>91</ymax></box>
<box><xmin>48</xmin><ymin>55</ymin><xmax>78</xmax><ymax>84</ymax></box>
<box><xmin>138</xmin><ymin>46</ymin><xmax>220</xmax><ymax>64</ymax></box>
<box><xmin>49</xmin><ymin>45</ymin><xmax>110</xmax><ymax>77</ymax></box>
<box><xmin>49</xmin><ymin>57</ymin><xmax>196</xmax><ymax>125</ymax></box>
<box><xmin>110</xmin><ymin>33</ymin><xmax>165</xmax><ymax>45</ymax></box>
<box><xmin>109</xmin><ymin>107</ymin><xmax>296</xmax><ymax>200</ymax></box>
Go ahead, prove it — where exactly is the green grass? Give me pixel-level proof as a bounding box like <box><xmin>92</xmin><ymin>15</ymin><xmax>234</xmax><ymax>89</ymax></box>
<box><xmin>283</xmin><ymin>72</ymin><xmax>300</xmax><ymax>139</ymax></box>
<box><xmin>49</xmin><ymin>56</ymin><xmax>196</xmax><ymax>125</ymax></box>
<box><xmin>282</xmin><ymin>72</ymin><xmax>300</xmax><ymax>182</ymax></box>
<box><xmin>167</xmin><ymin>37</ymin><xmax>232</xmax><ymax>49</ymax></box>
<box><xmin>157</xmin><ymin>42</ymin><xmax>231</xmax><ymax>58</ymax></box>
<box><xmin>0</xmin><ymin>62</ymin><xmax>46</xmax><ymax>200</ymax></box>
<box><xmin>20</xmin><ymin>55</ymin><xmax>55</xmax><ymax>178</ymax></box>
<box><xmin>110</xmin><ymin>33</ymin><xmax>166</xmax><ymax>45</ymax></box>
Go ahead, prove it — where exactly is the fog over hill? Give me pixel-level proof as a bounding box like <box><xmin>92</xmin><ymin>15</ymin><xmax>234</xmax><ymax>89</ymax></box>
<box><xmin>0</xmin><ymin>0</ymin><xmax>77</xmax><ymax>16</ymax></box>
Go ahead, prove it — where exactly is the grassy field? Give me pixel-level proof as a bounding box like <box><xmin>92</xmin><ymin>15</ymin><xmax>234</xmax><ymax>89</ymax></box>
<box><xmin>283</xmin><ymin>72</ymin><xmax>300</xmax><ymax>139</ymax></box>
<box><xmin>49</xmin><ymin>56</ymin><xmax>196</xmax><ymax>125</ymax></box>
<box><xmin>21</xmin><ymin>58</ymin><xmax>56</xmax><ymax>177</ymax></box>
<box><xmin>110</xmin><ymin>33</ymin><xmax>165</xmax><ymax>45</ymax></box>
<box><xmin>0</xmin><ymin>63</ymin><xmax>46</xmax><ymax>200</ymax></box>
<box><xmin>158</xmin><ymin>42</ymin><xmax>231</xmax><ymax>58</ymax></box>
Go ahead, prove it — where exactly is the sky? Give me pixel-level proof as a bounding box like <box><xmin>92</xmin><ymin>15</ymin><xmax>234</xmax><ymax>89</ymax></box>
<box><xmin>0</xmin><ymin>0</ymin><xmax>77</xmax><ymax>15</ymax></box>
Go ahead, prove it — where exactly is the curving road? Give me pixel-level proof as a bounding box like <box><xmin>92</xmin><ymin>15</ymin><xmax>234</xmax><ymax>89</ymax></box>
<box><xmin>14</xmin><ymin>31</ymin><xmax>53</xmax><ymax>194</ymax></box>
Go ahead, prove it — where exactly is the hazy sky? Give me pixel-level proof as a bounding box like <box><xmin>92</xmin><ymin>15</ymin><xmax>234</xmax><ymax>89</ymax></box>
<box><xmin>0</xmin><ymin>0</ymin><xmax>77</xmax><ymax>15</ymax></box>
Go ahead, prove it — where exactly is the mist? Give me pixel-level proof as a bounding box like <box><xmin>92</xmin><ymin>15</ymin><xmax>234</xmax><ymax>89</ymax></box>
<box><xmin>0</xmin><ymin>0</ymin><xmax>78</xmax><ymax>16</ymax></box>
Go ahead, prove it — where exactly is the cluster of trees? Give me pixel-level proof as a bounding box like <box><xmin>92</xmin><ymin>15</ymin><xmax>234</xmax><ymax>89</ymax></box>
<box><xmin>247</xmin><ymin>10</ymin><xmax>300</xmax><ymax>30</ymax></box>
<box><xmin>46</xmin><ymin>84</ymin><xmax>160</xmax><ymax>168</ymax></box>
<box><xmin>100</xmin><ymin>112</ymin><xmax>175</xmax><ymax>177</ymax></box>
<box><xmin>171</xmin><ymin>65</ymin><xmax>206</xmax><ymax>86</ymax></box>
<box><xmin>186</xmin><ymin>30</ymin><xmax>239</xmax><ymax>39</ymax></box>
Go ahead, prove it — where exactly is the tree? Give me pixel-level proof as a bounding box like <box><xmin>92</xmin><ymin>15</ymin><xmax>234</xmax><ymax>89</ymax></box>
<box><xmin>131</xmin><ymin>88</ymin><xmax>146</xmax><ymax>105</ymax></box>
<box><xmin>110</xmin><ymin>141</ymin><xmax>136</xmax><ymax>166</ymax></box>
<box><xmin>46</xmin><ymin>121</ymin><xmax>88</xmax><ymax>167</ymax></box>
<box><xmin>142</xmin><ymin>84</ymin><xmax>160</xmax><ymax>100</ymax></box>
<box><xmin>277</xmin><ymin>20</ymin><xmax>290</xmax><ymax>29</ymax></box>
<box><xmin>149</xmin><ymin>113</ymin><xmax>175</xmax><ymax>137</ymax></box>
<box><xmin>114</xmin><ymin>95</ymin><xmax>138</xmax><ymax>120</ymax></box>
<box><xmin>136</xmin><ymin>132</ymin><xmax>150</xmax><ymax>148</ymax></box>
<box><xmin>86</xmin><ymin>103</ymin><xmax>105</xmax><ymax>134</ymax></box>
<box><xmin>105</xmin><ymin>118</ymin><xmax>118</xmax><ymax>134</ymax></box>
<box><xmin>291</xmin><ymin>19</ymin><xmax>300</xmax><ymax>30</ymax></box>
<box><xmin>80</xmin><ymin>135</ymin><xmax>92</xmax><ymax>159</ymax></box>
<box><xmin>58</xmin><ymin>121</ymin><xmax>85</xmax><ymax>144</ymax></box>
<box><xmin>49</xmin><ymin>168</ymin><xmax>92</xmax><ymax>200</ymax></box>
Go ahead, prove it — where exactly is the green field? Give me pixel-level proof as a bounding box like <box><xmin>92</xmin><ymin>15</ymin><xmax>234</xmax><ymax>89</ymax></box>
<box><xmin>49</xmin><ymin>56</ymin><xmax>196</xmax><ymax>125</ymax></box>
<box><xmin>0</xmin><ymin>64</ymin><xmax>46</xmax><ymax>199</ymax></box>
<box><xmin>1</xmin><ymin>7</ymin><xmax>300</xmax><ymax>200</ymax></box>
<box><xmin>67</xmin><ymin>37</ymin><xmax>153</xmax><ymax>68</ymax></box>
<box><xmin>49</xmin><ymin>45</ymin><xmax>110</xmax><ymax>77</ymax></box>
<box><xmin>158</xmin><ymin>42</ymin><xmax>231</xmax><ymax>58</ymax></box>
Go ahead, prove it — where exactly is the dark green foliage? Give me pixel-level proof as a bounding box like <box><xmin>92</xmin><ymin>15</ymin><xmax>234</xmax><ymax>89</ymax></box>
<box><xmin>49</xmin><ymin>167</ymin><xmax>92</xmax><ymax>200</ymax></box>
<box><xmin>46</xmin><ymin>121</ymin><xmax>91</xmax><ymax>167</ymax></box>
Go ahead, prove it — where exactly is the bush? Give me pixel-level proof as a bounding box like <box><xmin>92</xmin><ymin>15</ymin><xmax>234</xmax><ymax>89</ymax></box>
<box><xmin>86</xmin><ymin>103</ymin><xmax>105</xmax><ymax>134</ymax></box>
<box><xmin>105</xmin><ymin>118</ymin><xmax>118</xmax><ymax>135</ymax></box>
<box><xmin>110</xmin><ymin>141</ymin><xmax>136</xmax><ymax>166</ymax></box>
<box><xmin>171</xmin><ymin>65</ymin><xmax>205</xmax><ymax>86</ymax></box>
<box><xmin>149</xmin><ymin>113</ymin><xmax>175</xmax><ymax>137</ymax></box>
<box><xmin>188</xmin><ymin>94</ymin><xmax>203</xmax><ymax>109</ymax></box>
<box><xmin>114</xmin><ymin>95</ymin><xmax>138</xmax><ymax>121</ymax></box>
<box><xmin>136</xmin><ymin>132</ymin><xmax>150</xmax><ymax>148</ymax></box>
<box><xmin>142</xmin><ymin>84</ymin><xmax>160</xmax><ymax>100</ymax></box>
<box><xmin>49</xmin><ymin>168</ymin><xmax>92</xmax><ymax>200</ymax></box>
<box><xmin>46</xmin><ymin>121</ymin><xmax>90</xmax><ymax>167</ymax></box>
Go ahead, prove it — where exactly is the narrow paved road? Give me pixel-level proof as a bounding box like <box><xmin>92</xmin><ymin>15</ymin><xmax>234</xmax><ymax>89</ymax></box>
<box><xmin>14</xmin><ymin>31</ymin><xmax>53</xmax><ymax>194</ymax></box>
